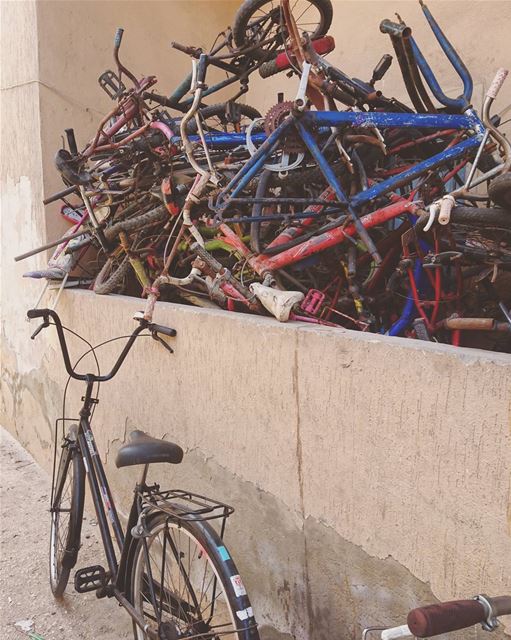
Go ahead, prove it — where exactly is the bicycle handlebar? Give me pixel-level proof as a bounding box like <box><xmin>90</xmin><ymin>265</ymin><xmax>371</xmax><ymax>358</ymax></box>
<box><xmin>27</xmin><ymin>308</ymin><xmax>176</xmax><ymax>382</ymax></box>
<box><xmin>149</xmin><ymin>323</ymin><xmax>176</xmax><ymax>338</ymax></box>
<box><xmin>171</xmin><ymin>41</ymin><xmax>202</xmax><ymax>58</ymax></box>
<box><xmin>407</xmin><ymin>595</ymin><xmax>511</xmax><ymax>637</ymax></box>
<box><xmin>114</xmin><ymin>27</ymin><xmax>124</xmax><ymax>50</ymax></box>
<box><xmin>143</xmin><ymin>91</ymin><xmax>175</xmax><ymax>108</ymax></box>
<box><xmin>196</xmin><ymin>53</ymin><xmax>208</xmax><ymax>85</ymax></box>
<box><xmin>487</xmin><ymin>68</ymin><xmax>508</xmax><ymax>100</ymax></box>
<box><xmin>43</xmin><ymin>185</ymin><xmax>79</xmax><ymax>206</ymax></box>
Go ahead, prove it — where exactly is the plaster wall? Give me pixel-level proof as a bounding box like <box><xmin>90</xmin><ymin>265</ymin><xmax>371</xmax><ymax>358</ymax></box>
<box><xmin>35</xmin><ymin>0</ymin><xmax>238</xmax><ymax>241</ymax></box>
<box><xmin>1</xmin><ymin>2</ymin><xmax>511</xmax><ymax>639</ymax></box>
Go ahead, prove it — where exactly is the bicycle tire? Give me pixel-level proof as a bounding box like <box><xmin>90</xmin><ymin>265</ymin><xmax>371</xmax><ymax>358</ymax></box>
<box><xmin>186</xmin><ymin>103</ymin><xmax>262</xmax><ymax>134</ymax></box>
<box><xmin>488</xmin><ymin>172</ymin><xmax>511</xmax><ymax>209</ymax></box>
<box><xmin>233</xmin><ymin>0</ymin><xmax>332</xmax><ymax>59</ymax></box>
<box><xmin>93</xmin><ymin>254</ymin><xmax>130</xmax><ymax>295</ymax></box>
<box><xmin>128</xmin><ymin>511</ymin><xmax>259</xmax><ymax>640</ymax></box>
<box><xmin>258</xmin><ymin>57</ymin><xmax>281</xmax><ymax>79</ymax></box>
<box><xmin>104</xmin><ymin>206</ymin><xmax>168</xmax><ymax>242</ymax></box>
<box><xmin>416</xmin><ymin>206</ymin><xmax>511</xmax><ymax>240</ymax></box>
<box><xmin>49</xmin><ymin>425</ymin><xmax>85</xmax><ymax>598</ymax></box>
<box><xmin>447</xmin><ymin>206</ymin><xmax>511</xmax><ymax>227</ymax></box>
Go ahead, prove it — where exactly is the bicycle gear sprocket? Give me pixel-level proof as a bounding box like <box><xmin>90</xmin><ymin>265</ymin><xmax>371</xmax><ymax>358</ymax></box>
<box><xmin>264</xmin><ymin>101</ymin><xmax>304</xmax><ymax>153</ymax></box>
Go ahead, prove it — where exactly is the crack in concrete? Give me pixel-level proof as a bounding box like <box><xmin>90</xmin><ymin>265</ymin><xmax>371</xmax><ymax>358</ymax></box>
<box><xmin>293</xmin><ymin>331</ymin><xmax>314</xmax><ymax>640</ymax></box>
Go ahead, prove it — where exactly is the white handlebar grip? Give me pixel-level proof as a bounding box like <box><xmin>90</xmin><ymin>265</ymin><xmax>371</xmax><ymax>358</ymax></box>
<box><xmin>424</xmin><ymin>202</ymin><xmax>440</xmax><ymax>232</ymax></box>
<box><xmin>486</xmin><ymin>68</ymin><xmax>508</xmax><ymax>100</ymax></box>
<box><xmin>438</xmin><ymin>194</ymin><xmax>455</xmax><ymax>225</ymax></box>
<box><xmin>381</xmin><ymin>625</ymin><xmax>412</xmax><ymax>640</ymax></box>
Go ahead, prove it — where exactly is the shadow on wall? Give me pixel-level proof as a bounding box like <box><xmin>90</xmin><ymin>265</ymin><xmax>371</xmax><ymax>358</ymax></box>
<box><xmin>151</xmin><ymin>448</ymin><xmax>511</xmax><ymax>640</ymax></box>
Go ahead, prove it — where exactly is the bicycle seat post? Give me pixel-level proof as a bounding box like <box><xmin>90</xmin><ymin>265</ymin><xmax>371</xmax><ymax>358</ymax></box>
<box><xmin>138</xmin><ymin>463</ymin><xmax>150</xmax><ymax>488</ymax></box>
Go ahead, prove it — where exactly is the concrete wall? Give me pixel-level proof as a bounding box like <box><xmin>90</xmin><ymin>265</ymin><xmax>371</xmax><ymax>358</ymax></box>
<box><xmin>2</xmin><ymin>291</ymin><xmax>511</xmax><ymax>639</ymax></box>
<box><xmin>1</xmin><ymin>1</ymin><xmax>511</xmax><ymax>639</ymax></box>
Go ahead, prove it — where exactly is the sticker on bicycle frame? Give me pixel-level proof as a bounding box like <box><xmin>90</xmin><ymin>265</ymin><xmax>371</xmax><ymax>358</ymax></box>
<box><xmin>217</xmin><ymin>545</ymin><xmax>230</xmax><ymax>561</ymax></box>
<box><xmin>82</xmin><ymin>455</ymin><xmax>89</xmax><ymax>474</ymax></box>
<box><xmin>230</xmin><ymin>574</ymin><xmax>247</xmax><ymax>598</ymax></box>
<box><xmin>84</xmin><ymin>430</ymin><xmax>97</xmax><ymax>456</ymax></box>
<box><xmin>236</xmin><ymin>607</ymin><xmax>253</xmax><ymax>621</ymax></box>
<box><xmin>100</xmin><ymin>485</ymin><xmax>115</xmax><ymax>523</ymax></box>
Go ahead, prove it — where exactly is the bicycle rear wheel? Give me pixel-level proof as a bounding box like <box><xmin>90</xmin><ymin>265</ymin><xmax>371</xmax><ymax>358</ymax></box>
<box><xmin>49</xmin><ymin>425</ymin><xmax>85</xmax><ymax>598</ymax></box>
<box><xmin>233</xmin><ymin>0</ymin><xmax>332</xmax><ymax>58</ymax></box>
<box><xmin>128</xmin><ymin>511</ymin><xmax>259</xmax><ymax>640</ymax></box>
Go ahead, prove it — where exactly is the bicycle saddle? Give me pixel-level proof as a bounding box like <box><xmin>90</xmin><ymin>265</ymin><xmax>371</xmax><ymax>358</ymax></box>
<box><xmin>115</xmin><ymin>430</ymin><xmax>183</xmax><ymax>468</ymax></box>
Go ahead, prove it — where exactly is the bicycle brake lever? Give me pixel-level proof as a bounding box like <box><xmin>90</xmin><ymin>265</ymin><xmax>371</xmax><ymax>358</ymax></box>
<box><xmin>151</xmin><ymin>331</ymin><xmax>174</xmax><ymax>353</ymax></box>
<box><xmin>31</xmin><ymin>318</ymin><xmax>50</xmax><ymax>340</ymax></box>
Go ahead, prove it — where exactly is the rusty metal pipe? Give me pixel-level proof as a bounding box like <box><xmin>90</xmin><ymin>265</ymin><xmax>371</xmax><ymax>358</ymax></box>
<box><xmin>402</xmin><ymin>35</ymin><xmax>436</xmax><ymax>113</ymax></box>
<box><xmin>440</xmin><ymin>317</ymin><xmax>511</xmax><ymax>332</ymax></box>
<box><xmin>389</xmin><ymin>33</ymin><xmax>426</xmax><ymax>113</ymax></box>
<box><xmin>113</xmin><ymin>28</ymin><xmax>140</xmax><ymax>90</ymax></box>
<box><xmin>380</xmin><ymin>20</ymin><xmax>411</xmax><ymax>38</ymax></box>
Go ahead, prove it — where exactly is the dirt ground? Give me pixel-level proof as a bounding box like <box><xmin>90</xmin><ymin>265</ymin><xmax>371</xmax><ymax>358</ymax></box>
<box><xmin>0</xmin><ymin>427</ymin><xmax>133</xmax><ymax>640</ymax></box>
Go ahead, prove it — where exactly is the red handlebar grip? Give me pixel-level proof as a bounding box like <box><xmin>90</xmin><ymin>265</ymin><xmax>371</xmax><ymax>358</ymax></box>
<box><xmin>491</xmin><ymin>595</ymin><xmax>511</xmax><ymax>617</ymax></box>
<box><xmin>407</xmin><ymin>600</ymin><xmax>486</xmax><ymax>637</ymax></box>
<box><xmin>272</xmin><ymin>36</ymin><xmax>336</xmax><ymax>73</ymax></box>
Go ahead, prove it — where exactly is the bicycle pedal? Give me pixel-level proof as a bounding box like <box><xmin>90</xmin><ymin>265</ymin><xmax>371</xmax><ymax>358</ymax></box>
<box><xmin>98</xmin><ymin>70</ymin><xmax>125</xmax><ymax>100</ymax></box>
<box><xmin>74</xmin><ymin>565</ymin><xmax>107</xmax><ymax>593</ymax></box>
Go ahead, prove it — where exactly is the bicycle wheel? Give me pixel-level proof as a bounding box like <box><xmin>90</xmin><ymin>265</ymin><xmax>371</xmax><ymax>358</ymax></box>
<box><xmin>129</xmin><ymin>511</ymin><xmax>259</xmax><ymax>640</ymax></box>
<box><xmin>49</xmin><ymin>425</ymin><xmax>85</xmax><ymax>598</ymax></box>
<box><xmin>488</xmin><ymin>172</ymin><xmax>511</xmax><ymax>209</ymax></box>
<box><xmin>450</xmin><ymin>206</ymin><xmax>511</xmax><ymax>226</ymax></box>
<box><xmin>233</xmin><ymin>0</ymin><xmax>332</xmax><ymax>58</ymax></box>
<box><xmin>104</xmin><ymin>205</ymin><xmax>168</xmax><ymax>241</ymax></box>
<box><xmin>417</xmin><ymin>206</ymin><xmax>511</xmax><ymax>235</ymax></box>
<box><xmin>93</xmin><ymin>254</ymin><xmax>130</xmax><ymax>295</ymax></box>
<box><xmin>186</xmin><ymin>103</ymin><xmax>262</xmax><ymax>135</ymax></box>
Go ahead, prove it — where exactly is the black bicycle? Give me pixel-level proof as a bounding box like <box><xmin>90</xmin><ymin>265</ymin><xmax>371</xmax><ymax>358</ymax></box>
<box><xmin>27</xmin><ymin>308</ymin><xmax>259</xmax><ymax>640</ymax></box>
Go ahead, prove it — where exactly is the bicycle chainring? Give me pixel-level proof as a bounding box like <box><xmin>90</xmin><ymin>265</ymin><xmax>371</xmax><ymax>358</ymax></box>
<box><xmin>264</xmin><ymin>101</ymin><xmax>304</xmax><ymax>153</ymax></box>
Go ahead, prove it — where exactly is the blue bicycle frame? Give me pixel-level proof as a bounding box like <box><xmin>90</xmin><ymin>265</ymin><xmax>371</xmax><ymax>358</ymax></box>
<box><xmin>214</xmin><ymin>108</ymin><xmax>485</xmax><ymax>213</ymax></box>
<box><xmin>205</xmin><ymin>107</ymin><xmax>485</xmax><ymax>262</ymax></box>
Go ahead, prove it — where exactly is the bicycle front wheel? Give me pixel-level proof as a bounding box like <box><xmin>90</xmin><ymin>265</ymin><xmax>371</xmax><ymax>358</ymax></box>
<box><xmin>233</xmin><ymin>0</ymin><xmax>333</xmax><ymax>58</ymax></box>
<box><xmin>129</xmin><ymin>511</ymin><xmax>259</xmax><ymax>640</ymax></box>
<box><xmin>49</xmin><ymin>425</ymin><xmax>85</xmax><ymax>598</ymax></box>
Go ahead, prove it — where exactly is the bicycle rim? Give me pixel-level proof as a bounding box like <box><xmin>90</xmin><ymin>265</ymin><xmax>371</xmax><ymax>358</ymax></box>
<box><xmin>49</xmin><ymin>439</ymin><xmax>83</xmax><ymax>597</ymax></box>
<box><xmin>130</xmin><ymin>516</ymin><xmax>249</xmax><ymax>640</ymax></box>
<box><xmin>233</xmin><ymin>0</ymin><xmax>332</xmax><ymax>56</ymax></box>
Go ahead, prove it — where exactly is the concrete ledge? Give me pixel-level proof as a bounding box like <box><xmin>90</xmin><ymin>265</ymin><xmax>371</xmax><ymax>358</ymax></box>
<box><xmin>1</xmin><ymin>290</ymin><xmax>510</xmax><ymax>638</ymax></box>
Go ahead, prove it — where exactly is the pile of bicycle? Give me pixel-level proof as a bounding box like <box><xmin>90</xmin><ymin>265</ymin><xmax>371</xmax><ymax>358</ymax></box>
<box><xmin>19</xmin><ymin>0</ymin><xmax>511</xmax><ymax>352</ymax></box>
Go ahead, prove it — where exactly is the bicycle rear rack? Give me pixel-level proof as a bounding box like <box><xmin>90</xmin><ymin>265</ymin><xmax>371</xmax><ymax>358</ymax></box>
<box><xmin>139</xmin><ymin>486</ymin><xmax>234</xmax><ymax>536</ymax></box>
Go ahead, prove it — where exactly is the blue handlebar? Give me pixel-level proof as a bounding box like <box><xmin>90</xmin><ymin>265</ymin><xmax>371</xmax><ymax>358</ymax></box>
<box><xmin>410</xmin><ymin>1</ymin><xmax>473</xmax><ymax>111</ymax></box>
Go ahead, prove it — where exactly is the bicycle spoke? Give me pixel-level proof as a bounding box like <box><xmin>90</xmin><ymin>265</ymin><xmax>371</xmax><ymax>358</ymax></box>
<box><xmin>132</xmin><ymin>517</ymin><xmax>245</xmax><ymax>640</ymax></box>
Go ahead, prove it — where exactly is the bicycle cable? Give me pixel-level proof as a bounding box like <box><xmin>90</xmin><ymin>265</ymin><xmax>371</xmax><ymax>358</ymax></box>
<box><xmin>51</xmin><ymin>323</ymin><xmax>151</xmax><ymax>506</ymax></box>
<box><xmin>51</xmin><ymin>323</ymin><xmax>99</xmax><ymax>507</ymax></box>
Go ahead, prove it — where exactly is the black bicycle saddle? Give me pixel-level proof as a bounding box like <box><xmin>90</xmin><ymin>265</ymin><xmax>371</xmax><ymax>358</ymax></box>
<box><xmin>115</xmin><ymin>430</ymin><xmax>183</xmax><ymax>468</ymax></box>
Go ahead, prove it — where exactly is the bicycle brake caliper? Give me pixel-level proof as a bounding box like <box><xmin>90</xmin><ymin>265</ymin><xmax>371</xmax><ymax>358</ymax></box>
<box><xmin>131</xmin><ymin>509</ymin><xmax>152</xmax><ymax>539</ymax></box>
